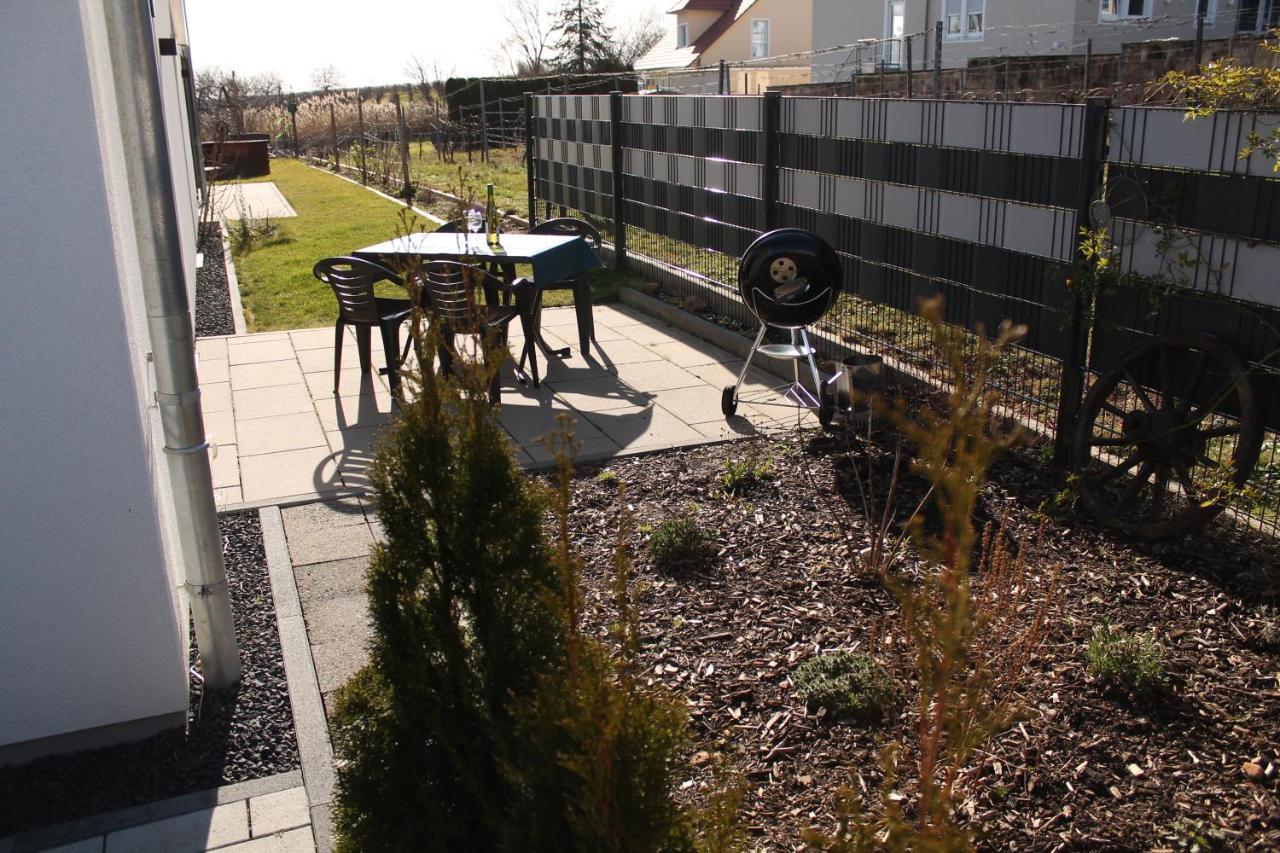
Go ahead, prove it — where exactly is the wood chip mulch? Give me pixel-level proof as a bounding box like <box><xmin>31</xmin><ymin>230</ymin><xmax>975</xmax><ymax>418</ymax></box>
<box><xmin>552</xmin><ymin>423</ymin><xmax>1280</xmax><ymax>850</ymax></box>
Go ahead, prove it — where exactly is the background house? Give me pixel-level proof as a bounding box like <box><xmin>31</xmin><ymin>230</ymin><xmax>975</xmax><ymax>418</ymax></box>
<box><xmin>811</xmin><ymin>0</ymin><xmax>1276</xmax><ymax>83</ymax></box>
<box><xmin>636</xmin><ymin>0</ymin><xmax>814</xmax><ymax>93</ymax></box>
<box><xmin>0</xmin><ymin>0</ymin><xmax>208</xmax><ymax>762</ymax></box>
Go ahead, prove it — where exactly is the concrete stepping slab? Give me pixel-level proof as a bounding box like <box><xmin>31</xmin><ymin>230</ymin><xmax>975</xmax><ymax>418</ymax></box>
<box><xmin>213</xmin><ymin>182</ymin><xmax>298</xmax><ymax>221</ymax></box>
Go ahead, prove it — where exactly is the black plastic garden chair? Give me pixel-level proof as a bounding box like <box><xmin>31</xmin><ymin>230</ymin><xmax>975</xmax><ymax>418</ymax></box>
<box><xmin>312</xmin><ymin>256</ymin><xmax>414</xmax><ymax>395</ymax></box>
<box><xmin>528</xmin><ymin>217</ymin><xmax>601</xmax><ymax>354</ymax></box>
<box><xmin>419</xmin><ymin>261</ymin><xmax>538</xmax><ymax>404</ymax></box>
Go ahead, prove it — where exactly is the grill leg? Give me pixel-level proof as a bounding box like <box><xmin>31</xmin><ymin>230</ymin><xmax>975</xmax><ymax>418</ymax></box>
<box><xmin>733</xmin><ymin>325</ymin><xmax>768</xmax><ymax>403</ymax></box>
<box><xmin>799</xmin><ymin>329</ymin><xmax>823</xmax><ymax>395</ymax></box>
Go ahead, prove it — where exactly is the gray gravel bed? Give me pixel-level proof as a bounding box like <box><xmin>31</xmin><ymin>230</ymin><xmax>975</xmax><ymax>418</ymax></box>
<box><xmin>0</xmin><ymin>511</ymin><xmax>299</xmax><ymax>837</ymax></box>
<box><xmin>196</xmin><ymin>221</ymin><xmax>235</xmax><ymax>337</ymax></box>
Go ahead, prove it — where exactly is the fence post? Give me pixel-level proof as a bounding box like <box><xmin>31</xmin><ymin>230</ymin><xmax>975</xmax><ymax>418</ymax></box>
<box><xmin>719</xmin><ymin>59</ymin><xmax>727</xmax><ymax>95</ymax></box>
<box><xmin>395</xmin><ymin>93</ymin><xmax>412</xmax><ymax>199</ymax></box>
<box><xmin>763</xmin><ymin>90</ymin><xmax>782</xmax><ymax>232</ymax></box>
<box><xmin>610</xmin><ymin>90</ymin><xmax>628</xmax><ymax>271</ymax></box>
<box><xmin>526</xmin><ymin>92</ymin><xmax>537</xmax><ymax>226</ymax></box>
<box><xmin>356</xmin><ymin>90</ymin><xmax>367</xmax><ymax>184</ymax></box>
<box><xmin>879</xmin><ymin>61</ymin><xmax>886</xmax><ymax>96</ymax></box>
<box><xmin>1195</xmin><ymin>1</ymin><xmax>1206</xmax><ymax>69</ymax></box>
<box><xmin>329</xmin><ymin>102</ymin><xmax>338</xmax><ymax>171</ymax></box>
<box><xmin>478</xmin><ymin>78</ymin><xmax>490</xmax><ymax>163</ymax></box>
<box><xmin>1054</xmin><ymin>96</ymin><xmax>1111</xmax><ymax>465</ymax></box>
<box><xmin>906</xmin><ymin>36</ymin><xmax>914</xmax><ymax>98</ymax></box>
<box><xmin>497</xmin><ymin>95</ymin><xmax>506</xmax><ymax>149</ymax></box>
<box><xmin>1083</xmin><ymin>38</ymin><xmax>1093</xmax><ymax>94</ymax></box>
<box><xmin>934</xmin><ymin>22</ymin><xmax>943</xmax><ymax>98</ymax></box>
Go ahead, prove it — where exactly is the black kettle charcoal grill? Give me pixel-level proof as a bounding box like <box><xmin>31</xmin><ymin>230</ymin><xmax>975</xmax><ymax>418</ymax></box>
<box><xmin>721</xmin><ymin>229</ymin><xmax>845</xmax><ymax>424</ymax></box>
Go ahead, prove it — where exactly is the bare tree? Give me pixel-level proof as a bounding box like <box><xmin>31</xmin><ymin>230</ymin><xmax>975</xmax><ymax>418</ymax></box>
<box><xmin>310</xmin><ymin>64</ymin><xmax>343</xmax><ymax>92</ymax></box>
<box><xmin>494</xmin><ymin>0</ymin><xmax>554</xmax><ymax>77</ymax></box>
<box><xmin>405</xmin><ymin>55</ymin><xmax>436</xmax><ymax>102</ymax></box>
<box><xmin>609</xmin><ymin>7</ymin><xmax>664</xmax><ymax>70</ymax></box>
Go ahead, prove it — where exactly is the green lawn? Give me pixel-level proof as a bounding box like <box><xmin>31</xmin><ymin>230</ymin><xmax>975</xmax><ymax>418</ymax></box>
<box><xmin>227</xmin><ymin>158</ymin><xmax>624</xmax><ymax>332</ymax></box>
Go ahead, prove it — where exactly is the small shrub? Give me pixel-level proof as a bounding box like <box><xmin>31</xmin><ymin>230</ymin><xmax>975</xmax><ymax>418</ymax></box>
<box><xmin>1087</xmin><ymin>623</ymin><xmax>1171</xmax><ymax>699</ymax></box>
<box><xmin>720</xmin><ymin>450</ymin><xmax>773</xmax><ymax>496</ymax></box>
<box><xmin>648</xmin><ymin>517</ymin><xmax>714</xmax><ymax>572</ymax></box>
<box><xmin>595</xmin><ymin>469</ymin><xmax>618</xmax><ymax>485</ymax></box>
<box><xmin>793</xmin><ymin>652</ymin><xmax>900</xmax><ymax>723</ymax></box>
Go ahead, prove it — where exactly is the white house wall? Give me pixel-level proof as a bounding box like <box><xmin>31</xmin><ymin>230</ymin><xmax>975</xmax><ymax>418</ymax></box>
<box><xmin>0</xmin><ymin>0</ymin><xmax>190</xmax><ymax>755</ymax></box>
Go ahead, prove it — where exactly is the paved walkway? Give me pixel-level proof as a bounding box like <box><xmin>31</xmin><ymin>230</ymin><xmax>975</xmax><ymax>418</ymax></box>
<box><xmin>211</xmin><ymin>183</ymin><xmax>297</xmax><ymax>221</ymax></box>
<box><xmin>199</xmin><ymin>303</ymin><xmax>814</xmax><ymax>508</ymax></box>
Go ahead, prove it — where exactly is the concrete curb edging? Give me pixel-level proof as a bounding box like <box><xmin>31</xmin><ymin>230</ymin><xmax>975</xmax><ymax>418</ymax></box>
<box><xmin>0</xmin><ymin>771</ymin><xmax>302</xmax><ymax>853</ymax></box>
<box><xmin>217</xmin><ymin>221</ymin><xmax>249</xmax><ymax>336</ymax></box>
<box><xmin>260</xmin><ymin>505</ymin><xmax>336</xmax><ymax>853</ymax></box>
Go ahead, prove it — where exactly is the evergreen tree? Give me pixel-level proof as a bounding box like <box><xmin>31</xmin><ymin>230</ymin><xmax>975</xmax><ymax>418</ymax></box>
<box><xmin>551</xmin><ymin>0</ymin><xmax>613</xmax><ymax>74</ymax></box>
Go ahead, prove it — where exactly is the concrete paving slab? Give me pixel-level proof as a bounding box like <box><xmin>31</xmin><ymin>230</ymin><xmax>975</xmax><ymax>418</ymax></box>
<box><xmin>308</xmin><ymin>369</ymin><xmax>375</xmax><ymax>399</ymax></box>
<box><xmin>198</xmin><ymin>357</ymin><xmax>230</xmax><ymax>384</ymax></box>
<box><xmin>313</xmin><ymin>393</ymin><xmax>392</xmax><ymax>433</ymax></box>
<box><xmin>215</xmin><ymin>826</ymin><xmax>313</xmax><ymax>853</ymax></box>
<box><xmin>213</xmin><ymin>182</ymin><xmax>298</xmax><ymax>221</ymax></box>
<box><xmin>233</xmin><ymin>385</ymin><xmax>316</xmax><ymax>421</ymax></box>
<box><xmin>42</xmin><ymin>838</ymin><xmax>104</xmax><ymax>853</ymax></box>
<box><xmin>240</xmin><ymin>446</ymin><xmax>343</xmax><ymax>503</ymax></box>
<box><xmin>210</xmin><ymin>444</ymin><xmax>240</xmax><ymax>490</ymax></box>
<box><xmin>237</xmin><ymin>413</ymin><xmax>327</xmax><ymax>457</ymax></box>
<box><xmin>592</xmin><ymin>304</ymin><xmax>650</xmax><ymax>326</ymax></box>
<box><xmin>499</xmin><ymin>400</ymin><xmax>601</xmax><ymax>445</ymax></box>
<box><xmin>280</xmin><ymin>497</ymin><xmax>368</xmax><ymax>532</ymax></box>
<box><xmin>196</xmin><ymin>338</ymin><xmax>228</xmax><ymax>362</ymax></box>
<box><xmin>203</xmin><ymin>409</ymin><xmax>237</xmax><ymax>448</ymax></box>
<box><xmin>286</xmin><ymin>518</ymin><xmax>374</xmax><ymax>567</ymax></box>
<box><xmin>295</xmin><ymin>346</ymin><xmax>354</xmax><ymax>375</ymax></box>
<box><xmin>548</xmin><ymin>375</ymin><xmax>653</xmax><ymax>413</ymax></box>
<box><xmin>293</xmin><ymin>558</ymin><xmax>369</xmax><ymax>604</ymax></box>
<box><xmin>248</xmin><ymin>788</ymin><xmax>310</xmax><ymax>838</ymax></box>
<box><xmin>524</xmin><ymin>435</ymin><xmax>620</xmax><ymax>465</ymax></box>
<box><xmin>610</xmin><ymin>360</ymin><xmax>704</xmax><ymax>394</ymax></box>
<box><xmin>228</xmin><ymin>339</ymin><xmax>297</xmax><ymax>366</ymax></box>
<box><xmin>231</xmin><ymin>360</ymin><xmax>306</xmax><ymax>392</ymax></box>
<box><xmin>585</xmin><ymin>338</ymin><xmax>665</xmax><ymax>367</ymax></box>
<box><xmin>103</xmin><ymin>801</ymin><xmax>247</xmax><ymax>853</ymax></box>
<box><xmin>648</xmin><ymin>337</ymin><xmax>737</xmax><ymax>368</ymax></box>
<box><xmin>214</xmin><ymin>486</ymin><xmax>243</xmax><ymax>507</ymax></box>
<box><xmin>309</xmin><ymin>638</ymin><xmax>369</xmax><ymax>696</ymax></box>
<box><xmin>202</xmin><ymin>382</ymin><xmax>233</xmax><ymax>414</ymax></box>
<box><xmin>585</xmin><ymin>405</ymin><xmax>704</xmax><ymax>451</ymax></box>
<box><xmin>289</xmin><ymin>329</ymin><xmax>339</xmax><ymax>351</ymax></box>
<box><xmin>616</xmin><ymin>322</ymin><xmax>699</xmax><ymax>347</ymax></box>
<box><xmin>324</xmin><ymin>426</ymin><xmax>388</xmax><ymax>456</ymax></box>
<box><xmin>644</xmin><ymin>385</ymin><xmax>731</xmax><ymax>425</ymax></box>
<box><xmin>303</xmin><ymin>594</ymin><xmax>370</xmax><ymax>648</ymax></box>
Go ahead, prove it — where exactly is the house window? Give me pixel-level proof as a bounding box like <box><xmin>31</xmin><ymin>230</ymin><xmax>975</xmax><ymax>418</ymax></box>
<box><xmin>944</xmin><ymin>0</ymin><xmax>983</xmax><ymax>39</ymax></box>
<box><xmin>1100</xmin><ymin>0</ymin><xmax>1150</xmax><ymax>20</ymax></box>
<box><xmin>1197</xmin><ymin>0</ymin><xmax>1217</xmax><ymax>25</ymax></box>
<box><xmin>751</xmin><ymin>19</ymin><xmax>770</xmax><ymax>58</ymax></box>
<box><xmin>1238</xmin><ymin>0</ymin><xmax>1280</xmax><ymax>32</ymax></box>
<box><xmin>677</xmin><ymin>22</ymin><xmax>689</xmax><ymax>48</ymax></box>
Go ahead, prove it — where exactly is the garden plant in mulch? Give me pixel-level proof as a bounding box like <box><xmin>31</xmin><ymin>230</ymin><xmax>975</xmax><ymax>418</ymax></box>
<box><xmin>0</xmin><ymin>511</ymin><xmax>298</xmax><ymax>837</ymax></box>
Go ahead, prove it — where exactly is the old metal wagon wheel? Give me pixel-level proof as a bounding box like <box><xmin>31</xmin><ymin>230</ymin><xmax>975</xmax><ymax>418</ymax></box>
<box><xmin>1072</xmin><ymin>333</ymin><xmax>1263</xmax><ymax>539</ymax></box>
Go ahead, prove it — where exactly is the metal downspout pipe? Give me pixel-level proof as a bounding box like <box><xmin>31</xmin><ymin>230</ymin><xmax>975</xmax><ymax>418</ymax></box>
<box><xmin>102</xmin><ymin>0</ymin><xmax>241</xmax><ymax>688</ymax></box>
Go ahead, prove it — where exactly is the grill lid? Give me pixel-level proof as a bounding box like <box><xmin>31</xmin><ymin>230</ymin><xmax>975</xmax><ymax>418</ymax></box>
<box><xmin>738</xmin><ymin>229</ymin><xmax>842</xmax><ymax>329</ymax></box>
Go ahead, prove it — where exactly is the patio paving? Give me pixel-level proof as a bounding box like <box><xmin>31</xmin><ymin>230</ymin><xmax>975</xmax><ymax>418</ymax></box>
<box><xmin>199</xmin><ymin>303</ymin><xmax>817</xmax><ymax>508</ymax></box>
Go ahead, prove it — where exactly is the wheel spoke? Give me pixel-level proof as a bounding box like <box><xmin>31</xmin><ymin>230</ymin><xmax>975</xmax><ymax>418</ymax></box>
<box><xmin>1177</xmin><ymin>349</ymin><xmax>1209</xmax><ymax>417</ymax></box>
<box><xmin>1196</xmin><ymin>423</ymin><xmax>1240</xmax><ymax>441</ymax></box>
<box><xmin>1158</xmin><ymin>347</ymin><xmax>1174</xmax><ymax>411</ymax></box>
<box><xmin>1090</xmin><ymin>451</ymin><xmax>1142</xmax><ymax>487</ymax></box>
<box><xmin>1149</xmin><ymin>466</ymin><xmax>1170</xmax><ymax>518</ymax></box>
<box><xmin>1189</xmin><ymin>379</ymin><xmax>1239</xmax><ymax>424</ymax></box>
<box><xmin>1123</xmin><ymin>368</ymin><xmax>1158</xmax><ymax>413</ymax></box>
<box><xmin>1120</xmin><ymin>461</ymin><xmax>1155</xmax><ymax>508</ymax></box>
<box><xmin>1089</xmin><ymin>435</ymin><xmax>1135</xmax><ymax>448</ymax></box>
<box><xmin>1171</xmin><ymin>460</ymin><xmax>1200</xmax><ymax>504</ymax></box>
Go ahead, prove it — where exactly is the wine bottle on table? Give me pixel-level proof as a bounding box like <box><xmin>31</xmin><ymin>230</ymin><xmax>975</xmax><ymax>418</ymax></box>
<box><xmin>485</xmin><ymin>183</ymin><xmax>501</xmax><ymax>247</ymax></box>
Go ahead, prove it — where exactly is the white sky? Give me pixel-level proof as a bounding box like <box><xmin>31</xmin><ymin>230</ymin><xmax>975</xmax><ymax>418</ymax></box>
<box><xmin>185</xmin><ymin>0</ymin><xmax>674</xmax><ymax>90</ymax></box>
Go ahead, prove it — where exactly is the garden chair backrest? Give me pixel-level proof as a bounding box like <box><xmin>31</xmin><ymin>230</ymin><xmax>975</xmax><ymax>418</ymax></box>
<box><xmin>312</xmin><ymin>256</ymin><xmax>404</xmax><ymax>326</ymax></box>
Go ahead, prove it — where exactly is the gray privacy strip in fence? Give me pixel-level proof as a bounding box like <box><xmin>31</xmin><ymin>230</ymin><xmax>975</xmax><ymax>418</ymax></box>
<box><xmin>781</xmin><ymin>97</ymin><xmax>1086</xmax><ymax>159</ymax></box>
<box><xmin>1112</xmin><ymin>217</ymin><xmax>1280</xmax><ymax>309</ymax></box>
<box><xmin>537</xmin><ymin>138</ymin><xmax>613</xmax><ymax>171</ymax></box>
<box><xmin>619</xmin><ymin>95</ymin><xmax>764</xmax><ymax>131</ymax></box>
<box><xmin>623</xmin><ymin>149</ymin><xmax>764</xmax><ymax>200</ymax></box>
<box><xmin>780</xmin><ymin>168</ymin><xmax>1076</xmax><ymax>264</ymax></box>
<box><xmin>1109</xmin><ymin>107</ymin><xmax>1280</xmax><ymax>178</ymax></box>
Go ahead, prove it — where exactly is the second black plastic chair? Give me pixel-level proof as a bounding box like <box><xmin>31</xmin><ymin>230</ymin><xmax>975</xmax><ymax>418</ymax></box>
<box><xmin>312</xmin><ymin>256</ymin><xmax>414</xmax><ymax>395</ymax></box>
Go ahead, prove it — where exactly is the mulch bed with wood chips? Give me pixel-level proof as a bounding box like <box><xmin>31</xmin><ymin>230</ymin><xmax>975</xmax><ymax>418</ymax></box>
<box><xmin>554</xmin><ymin>426</ymin><xmax>1280</xmax><ymax>850</ymax></box>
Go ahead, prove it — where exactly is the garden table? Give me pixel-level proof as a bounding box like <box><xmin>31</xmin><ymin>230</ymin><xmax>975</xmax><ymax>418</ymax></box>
<box><xmin>352</xmin><ymin>232</ymin><xmax>603</xmax><ymax>359</ymax></box>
